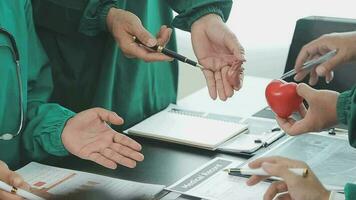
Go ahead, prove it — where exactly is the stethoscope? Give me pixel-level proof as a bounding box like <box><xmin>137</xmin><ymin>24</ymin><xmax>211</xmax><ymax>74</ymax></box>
<box><xmin>0</xmin><ymin>28</ymin><xmax>24</xmax><ymax>140</ymax></box>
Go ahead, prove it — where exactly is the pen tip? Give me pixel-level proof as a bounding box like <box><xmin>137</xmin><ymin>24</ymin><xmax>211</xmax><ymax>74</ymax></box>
<box><xmin>223</xmin><ymin>169</ymin><xmax>229</xmax><ymax>172</ymax></box>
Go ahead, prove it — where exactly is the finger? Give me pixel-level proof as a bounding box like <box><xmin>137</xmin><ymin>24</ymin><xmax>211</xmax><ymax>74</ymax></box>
<box><xmin>156</xmin><ymin>25</ymin><xmax>172</xmax><ymax>47</ymax></box>
<box><xmin>294</xmin><ymin>47</ymin><xmax>316</xmax><ymax>81</ymax></box>
<box><xmin>215</xmin><ymin>71</ymin><xmax>227</xmax><ymax>101</ymax></box>
<box><xmin>315</xmin><ymin>53</ymin><xmax>344</xmax><ymax>77</ymax></box>
<box><xmin>101</xmin><ymin>148</ymin><xmax>137</xmax><ymax>168</ymax></box>
<box><xmin>123</xmin><ymin>40</ymin><xmax>172</xmax><ymax>61</ymax></box>
<box><xmin>202</xmin><ymin>70</ymin><xmax>217</xmax><ymax>100</ymax></box>
<box><xmin>296</xmin><ymin>83</ymin><xmax>316</xmax><ymax>102</ymax></box>
<box><xmin>261</xmin><ymin>162</ymin><xmax>298</xmax><ymax>182</ymax></box>
<box><xmin>130</xmin><ymin>22</ymin><xmax>157</xmax><ymax>47</ymax></box>
<box><xmin>308</xmin><ymin>65</ymin><xmax>319</xmax><ymax>86</ymax></box>
<box><xmin>114</xmin><ymin>133</ymin><xmax>142</xmax><ymax>151</ymax></box>
<box><xmin>246</xmin><ymin>175</ymin><xmax>270</xmax><ymax>186</ymax></box>
<box><xmin>8</xmin><ymin>172</ymin><xmax>30</xmax><ymax>191</ymax></box>
<box><xmin>88</xmin><ymin>152</ymin><xmax>117</xmax><ymax>169</ymax></box>
<box><xmin>297</xmin><ymin>103</ymin><xmax>307</xmax><ymax>118</ymax></box>
<box><xmin>276</xmin><ymin>193</ymin><xmax>292</xmax><ymax>200</ymax></box>
<box><xmin>263</xmin><ymin>181</ymin><xmax>288</xmax><ymax>200</ymax></box>
<box><xmin>0</xmin><ymin>190</ymin><xmax>23</xmax><ymax>200</ymax></box>
<box><xmin>91</xmin><ymin>108</ymin><xmax>124</xmax><ymax>125</ymax></box>
<box><xmin>276</xmin><ymin>116</ymin><xmax>311</xmax><ymax>135</ymax></box>
<box><xmin>221</xmin><ymin>66</ymin><xmax>234</xmax><ymax>97</ymax></box>
<box><xmin>248</xmin><ymin>156</ymin><xmax>281</xmax><ymax>169</ymax></box>
<box><xmin>110</xmin><ymin>143</ymin><xmax>144</xmax><ymax>162</ymax></box>
<box><xmin>325</xmin><ymin>70</ymin><xmax>334</xmax><ymax>84</ymax></box>
<box><xmin>0</xmin><ymin>161</ymin><xmax>8</xmax><ymax>169</ymax></box>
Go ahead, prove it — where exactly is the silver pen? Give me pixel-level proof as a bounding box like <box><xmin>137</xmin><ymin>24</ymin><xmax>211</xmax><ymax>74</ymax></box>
<box><xmin>281</xmin><ymin>49</ymin><xmax>337</xmax><ymax>80</ymax></box>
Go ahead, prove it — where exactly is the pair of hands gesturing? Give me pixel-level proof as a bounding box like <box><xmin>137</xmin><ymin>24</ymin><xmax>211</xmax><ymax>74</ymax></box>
<box><xmin>107</xmin><ymin>9</ymin><xmax>246</xmax><ymax>101</ymax></box>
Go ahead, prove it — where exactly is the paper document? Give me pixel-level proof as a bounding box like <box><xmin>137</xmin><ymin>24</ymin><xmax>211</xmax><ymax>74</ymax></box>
<box><xmin>218</xmin><ymin>117</ymin><xmax>284</xmax><ymax>153</ymax></box>
<box><xmin>17</xmin><ymin>162</ymin><xmax>165</xmax><ymax>200</ymax></box>
<box><xmin>242</xmin><ymin>133</ymin><xmax>356</xmax><ymax>189</ymax></box>
<box><xmin>127</xmin><ymin>104</ymin><xmax>247</xmax><ymax>150</ymax></box>
<box><xmin>167</xmin><ymin>158</ymin><xmax>269</xmax><ymax>200</ymax></box>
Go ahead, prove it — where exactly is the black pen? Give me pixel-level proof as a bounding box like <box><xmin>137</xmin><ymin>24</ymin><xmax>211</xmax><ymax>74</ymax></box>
<box><xmin>132</xmin><ymin>36</ymin><xmax>204</xmax><ymax>69</ymax></box>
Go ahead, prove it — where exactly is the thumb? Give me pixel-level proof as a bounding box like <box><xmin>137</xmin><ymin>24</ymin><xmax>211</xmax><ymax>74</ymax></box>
<box><xmin>296</xmin><ymin>83</ymin><xmax>316</xmax><ymax>102</ymax></box>
<box><xmin>315</xmin><ymin>54</ymin><xmax>343</xmax><ymax>76</ymax></box>
<box><xmin>9</xmin><ymin>172</ymin><xmax>30</xmax><ymax>191</ymax></box>
<box><xmin>131</xmin><ymin>23</ymin><xmax>157</xmax><ymax>47</ymax></box>
<box><xmin>92</xmin><ymin>108</ymin><xmax>124</xmax><ymax>125</ymax></box>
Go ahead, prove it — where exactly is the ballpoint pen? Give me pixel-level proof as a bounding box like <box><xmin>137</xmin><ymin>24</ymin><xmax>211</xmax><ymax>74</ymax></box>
<box><xmin>132</xmin><ymin>36</ymin><xmax>205</xmax><ymax>69</ymax></box>
<box><xmin>224</xmin><ymin>167</ymin><xmax>308</xmax><ymax>177</ymax></box>
<box><xmin>280</xmin><ymin>49</ymin><xmax>337</xmax><ymax>80</ymax></box>
<box><xmin>0</xmin><ymin>180</ymin><xmax>45</xmax><ymax>200</ymax></box>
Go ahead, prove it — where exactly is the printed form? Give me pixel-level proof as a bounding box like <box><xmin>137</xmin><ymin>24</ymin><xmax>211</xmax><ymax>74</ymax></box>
<box><xmin>167</xmin><ymin>158</ymin><xmax>269</xmax><ymax>200</ymax></box>
<box><xmin>16</xmin><ymin>162</ymin><xmax>165</xmax><ymax>200</ymax></box>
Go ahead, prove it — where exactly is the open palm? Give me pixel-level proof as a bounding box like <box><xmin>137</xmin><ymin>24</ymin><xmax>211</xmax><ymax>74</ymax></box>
<box><xmin>61</xmin><ymin>108</ymin><xmax>144</xmax><ymax>169</ymax></box>
<box><xmin>191</xmin><ymin>14</ymin><xmax>245</xmax><ymax>101</ymax></box>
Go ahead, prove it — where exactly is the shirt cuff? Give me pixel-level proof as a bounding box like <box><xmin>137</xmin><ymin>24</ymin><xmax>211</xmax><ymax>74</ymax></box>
<box><xmin>37</xmin><ymin>107</ymin><xmax>76</xmax><ymax>156</ymax></box>
<box><xmin>329</xmin><ymin>191</ymin><xmax>345</xmax><ymax>200</ymax></box>
<box><xmin>337</xmin><ymin>90</ymin><xmax>352</xmax><ymax>125</ymax></box>
<box><xmin>78</xmin><ymin>0</ymin><xmax>118</xmax><ymax>36</ymax></box>
<box><xmin>172</xmin><ymin>3</ymin><xmax>232</xmax><ymax>32</ymax></box>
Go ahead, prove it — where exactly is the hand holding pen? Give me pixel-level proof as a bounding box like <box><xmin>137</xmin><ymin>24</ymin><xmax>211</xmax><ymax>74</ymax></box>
<box><xmin>245</xmin><ymin>156</ymin><xmax>330</xmax><ymax>200</ymax></box>
<box><xmin>0</xmin><ymin>160</ymin><xmax>42</xmax><ymax>200</ymax></box>
<box><xmin>292</xmin><ymin>32</ymin><xmax>356</xmax><ymax>85</ymax></box>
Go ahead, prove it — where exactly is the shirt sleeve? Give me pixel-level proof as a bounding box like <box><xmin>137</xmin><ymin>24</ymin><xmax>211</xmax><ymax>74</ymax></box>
<box><xmin>78</xmin><ymin>0</ymin><xmax>119</xmax><ymax>36</ymax></box>
<box><xmin>344</xmin><ymin>183</ymin><xmax>356</xmax><ymax>200</ymax></box>
<box><xmin>336</xmin><ymin>86</ymin><xmax>356</xmax><ymax>148</ymax></box>
<box><xmin>22</xmin><ymin>0</ymin><xmax>75</xmax><ymax>161</ymax></box>
<box><xmin>32</xmin><ymin>0</ymin><xmax>118</xmax><ymax>36</ymax></box>
<box><xmin>167</xmin><ymin>0</ymin><xmax>233</xmax><ymax>32</ymax></box>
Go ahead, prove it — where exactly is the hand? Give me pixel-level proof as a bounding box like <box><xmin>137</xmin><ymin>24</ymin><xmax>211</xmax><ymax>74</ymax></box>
<box><xmin>246</xmin><ymin>156</ymin><xmax>330</xmax><ymax>200</ymax></box>
<box><xmin>191</xmin><ymin>14</ymin><xmax>245</xmax><ymax>101</ymax></box>
<box><xmin>62</xmin><ymin>108</ymin><xmax>144</xmax><ymax>169</ymax></box>
<box><xmin>294</xmin><ymin>31</ymin><xmax>356</xmax><ymax>85</ymax></box>
<box><xmin>0</xmin><ymin>161</ymin><xmax>30</xmax><ymax>200</ymax></box>
<box><xmin>106</xmin><ymin>8</ymin><xmax>173</xmax><ymax>62</ymax></box>
<box><xmin>275</xmin><ymin>83</ymin><xmax>339</xmax><ymax>135</ymax></box>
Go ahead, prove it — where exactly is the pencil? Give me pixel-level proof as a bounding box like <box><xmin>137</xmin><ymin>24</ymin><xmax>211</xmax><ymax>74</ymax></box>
<box><xmin>132</xmin><ymin>36</ymin><xmax>205</xmax><ymax>69</ymax></box>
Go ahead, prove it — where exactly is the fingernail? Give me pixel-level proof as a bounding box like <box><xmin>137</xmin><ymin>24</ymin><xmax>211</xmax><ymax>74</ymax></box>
<box><xmin>147</xmin><ymin>38</ymin><xmax>156</xmax><ymax>47</ymax></box>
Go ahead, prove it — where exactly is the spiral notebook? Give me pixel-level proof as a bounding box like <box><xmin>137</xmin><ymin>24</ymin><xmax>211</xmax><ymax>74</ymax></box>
<box><xmin>126</xmin><ymin>104</ymin><xmax>248</xmax><ymax>150</ymax></box>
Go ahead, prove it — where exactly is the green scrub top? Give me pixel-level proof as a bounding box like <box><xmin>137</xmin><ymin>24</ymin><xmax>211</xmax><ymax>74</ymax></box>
<box><xmin>0</xmin><ymin>0</ymin><xmax>74</xmax><ymax>169</ymax></box>
<box><xmin>31</xmin><ymin>0</ymin><xmax>233</xmax><ymax>131</ymax></box>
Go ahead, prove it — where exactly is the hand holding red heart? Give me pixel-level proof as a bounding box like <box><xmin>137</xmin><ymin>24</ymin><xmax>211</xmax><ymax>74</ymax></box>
<box><xmin>265</xmin><ymin>79</ymin><xmax>303</xmax><ymax>118</ymax></box>
<box><xmin>266</xmin><ymin>80</ymin><xmax>339</xmax><ymax>135</ymax></box>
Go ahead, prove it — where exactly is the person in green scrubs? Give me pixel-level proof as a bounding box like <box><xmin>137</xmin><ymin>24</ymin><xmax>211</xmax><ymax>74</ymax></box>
<box><xmin>0</xmin><ymin>0</ymin><xmax>144</xmax><ymax>198</ymax></box>
<box><xmin>246</xmin><ymin>32</ymin><xmax>356</xmax><ymax>200</ymax></box>
<box><xmin>31</xmin><ymin>0</ymin><xmax>245</xmax><ymax>131</ymax></box>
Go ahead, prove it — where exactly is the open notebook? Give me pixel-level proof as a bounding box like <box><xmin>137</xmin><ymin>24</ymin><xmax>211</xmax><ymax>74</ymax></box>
<box><xmin>127</xmin><ymin>104</ymin><xmax>248</xmax><ymax>150</ymax></box>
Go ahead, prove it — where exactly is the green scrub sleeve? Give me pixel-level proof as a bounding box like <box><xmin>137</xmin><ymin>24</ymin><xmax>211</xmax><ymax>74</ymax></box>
<box><xmin>22</xmin><ymin>0</ymin><xmax>75</xmax><ymax>160</ymax></box>
<box><xmin>167</xmin><ymin>0</ymin><xmax>233</xmax><ymax>32</ymax></box>
<box><xmin>336</xmin><ymin>86</ymin><xmax>356</xmax><ymax>148</ymax></box>
<box><xmin>345</xmin><ymin>183</ymin><xmax>356</xmax><ymax>200</ymax></box>
<box><xmin>78</xmin><ymin>0</ymin><xmax>119</xmax><ymax>36</ymax></box>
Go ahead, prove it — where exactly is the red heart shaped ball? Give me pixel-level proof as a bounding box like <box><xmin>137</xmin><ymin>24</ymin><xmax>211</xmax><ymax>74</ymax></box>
<box><xmin>265</xmin><ymin>79</ymin><xmax>303</xmax><ymax>118</ymax></box>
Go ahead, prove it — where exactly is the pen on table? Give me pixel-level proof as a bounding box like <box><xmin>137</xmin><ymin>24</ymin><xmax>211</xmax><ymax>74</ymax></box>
<box><xmin>224</xmin><ymin>167</ymin><xmax>308</xmax><ymax>177</ymax></box>
<box><xmin>0</xmin><ymin>180</ymin><xmax>44</xmax><ymax>200</ymax></box>
<box><xmin>132</xmin><ymin>36</ymin><xmax>205</xmax><ymax>69</ymax></box>
<box><xmin>280</xmin><ymin>49</ymin><xmax>337</xmax><ymax>80</ymax></box>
